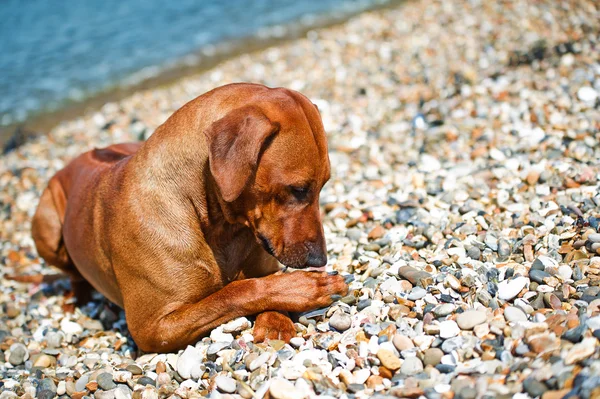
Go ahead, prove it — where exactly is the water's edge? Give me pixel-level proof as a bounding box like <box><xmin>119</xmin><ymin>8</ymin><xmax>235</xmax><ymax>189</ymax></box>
<box><xmin>0</xmin><ymin>1</ymin><xmax>403</xmax><ymax>152</ymax></box>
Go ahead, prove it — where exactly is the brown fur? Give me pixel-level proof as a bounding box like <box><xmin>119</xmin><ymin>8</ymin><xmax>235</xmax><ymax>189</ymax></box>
<box><xmin>29</xmin><ymin>83</ymin><xmax>348</xmax><ymax>352</ymax></box>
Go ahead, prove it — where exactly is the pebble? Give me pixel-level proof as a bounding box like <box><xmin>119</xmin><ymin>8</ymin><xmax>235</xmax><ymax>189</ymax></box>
<box><xmin>176</xmin><ymin>346</ymin><xmax>203</xmax><ymax>380</ymax></box>
<box><xmin>215</xmin><ymin>375</ymin><xmax>237</xmax><ymax>393</ymax></box>
<box><xmin>401</xmin><ymin>357</ymin><xmax>424</xmax><ymax>375</ymax></box>
<box><xmin>456</xmin><ymin>310</ymin><xmax>487</xmax><ymax>330</ymax></box>
<box><xmin>45</xmin><ymin>331</ymin><xmax>64</xmax><ymax>348</ymax></box>
<box><xmin>1</xmin><ymin>1</ymin><xmax>599</xmax><ymax>398</ymax></box>
<box><xmin>377</xmin><ymin>349</ymin><xmax>401</xmax><ymax>371</ymax></box>
<box><xmin>498</xmin><ymin>277</ymin><xmax>528</xmax><ymax>301</ymax></box>
<box><xmin>75</xmin><ymin>374</ymin><xmax>89</xmax><ymax>392</ymax></box>
<box><xmin>269</xmin><ymin>378</ymin><xmax>306</xmax><ymax>399</ymax></box>
<box><xmin>8</xmin><ymin>343</ymin><xmax>27</xmax><ymax>366</ymax></box>
<box><xmin>137</xmin><ymin>376</ymin><xmax>155</xmax><ymax>387</ymax></box>
<box><xmin>433</xmin><ymin>303</ymin><xmax>455</xmax><ymax>317</ymax></box>
<box><xmin>504</xmin><ymin>306</ymin><xmax>527</xmax><ymax>323</ymax></box>
<box><xmin>530</xmin><ymin>269</ymin><xmax>551</xmax><ymax>284</ymax></box>
<box><xmin>588</xmin><ymin>233</ymin><xmax>600</xmax><ymax>243</ymax></box>
<box><xmin>565</xmin><ymin>338</ymin><xmax>597</xmax><ymax>365</ymax></box>
<box><xmin>393</xmin><ymin>334</ymin><xmax>415</xmax><ymax>351</ymax></box>
<box><xmin>39</xmin><ymin>378</ymin><xmax>57</xmax><ymax>394</ymax></box>
<box><xmin>96</xmin><ymin>373</ymin><xmax>117</xmax><ymax>390</ymax></box>
<box><xmin>577</xmin><ymin>87</ymin><xmax>598</xmax><ymax>102</ymax></box>
<box><xmin>408</xmin><ymin>287</ymin><xmax>427</xmax><ymax>300</ymax></box>
<box><xmin>423</xmin><ymin>348</ymin><xmax>444</xmax><ymax>366</ymax></box>
<box><xmin>467</xmin><ymin>246</ymin><xmax>481</xmax><ymax>260</ymax></box>
<box><xmin>439</xmin><ymin>320</ymin><xmax>460</xmax><ymax>339</ymax></box>
<box><xmin>557</xmin><ymin>265</ymin><xmax>572</xmax><ymax>280</ymax></box>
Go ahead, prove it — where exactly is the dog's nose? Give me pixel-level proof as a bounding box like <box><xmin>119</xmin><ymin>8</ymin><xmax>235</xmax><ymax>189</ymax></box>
<box><xmin>306</xmin><ymin>250</ymin><xmax>327</xmax><ymax>267</ymax></box>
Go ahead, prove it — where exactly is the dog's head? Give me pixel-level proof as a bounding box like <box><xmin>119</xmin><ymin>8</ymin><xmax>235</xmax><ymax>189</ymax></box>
<box><xmin>204</xmin><ymin>88</ymin><xmax>330</xmax><ymax>268</ymax></box>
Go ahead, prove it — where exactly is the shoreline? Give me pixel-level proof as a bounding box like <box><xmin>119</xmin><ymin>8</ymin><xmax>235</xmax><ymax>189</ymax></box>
<box><xmin>0</xmin><ymin>0</ymin><xmax>403</xmax><ymax>152</ymax></box>
<box><xmin>1</xmin><ymin>0</ymin><xmax>599</xmax><ymax>397</ymax></box>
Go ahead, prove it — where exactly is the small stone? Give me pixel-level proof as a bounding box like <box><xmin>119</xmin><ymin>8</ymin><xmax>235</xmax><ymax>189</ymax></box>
<box><xmin>222</xmin><ymin>317</ymin><xmax>251</xmax><ymax>333</ymax></box>
<box><xmin>97</xmin><ymin>373</ymin><xmax>116</xmax><ymax>391</ymax></box>
<box><xmin>37</xmin><ymin>390</ymin><xmax>55</xmax><ymax>399</ymax></box>
<box><xmin>176</xmin><ymin>345</ymin><xmax>203</xmax><ymax>380</ymax></box>
<box><xmin>33</xmin><ymin>354</ymin><xmax>56</xmax><ymax>368</ymax></box>
<box><xmin>399</xmin><ymin>266</ymin><xmax>432</xmax><ymax>287</ymax></box>
<box><xmin>215</xmin><ymin>375</ymin><xmax>237</xmax><ymax>394</ymax></box>
<box><xmin>498</xmin><ymin>277</ymin><xmax>528</xmax><ymax>301</ymax></box>
<box><xmin>113</xmin><ymin>370</ymin><xmax>133</xmax><ymax>383</ymax></box>
<box><xmin>156</xmin><ymin>373</ymin><xmax>171</xmax><ymax>386</ymax></box>
<box><xmin>329</xmin><ymin>311</ymin><xmax>352</xmax><ymax>332</ymax></box>
<box><xmin>445</xmin><ymin>274</ymin><xmax>461</xmax><ymax>291</ymax></box>
<box><xmin>60</xmin><ymin>319</ymin><xmax>84</xmax><ymax>335</ymax></box>
<box><xmin>541</xmin><ymin>389</ymin><xmax>571</xmax><ymax>399</ymax></box>
<box><xmin>564</xmin><ymin>338</ymin><xmax>596</xmax><ymax>365</ymax></box>
<box><xmin>408</xmin><ymin>287</ymin><xmax>427</xmax><ymax>300</ymax></box>
<box><xmin>248</xmin><ymin>352</ymin><xmax>270</xmax><ymax>371</ymax></box>
<box><xmin>125</xmin><ymin>364</ymin><xmax>143</xmax><ymax>375</ymax></box>
<box><xmin>139</xmin><ymin>386</ymin><xmax>158</xmax><ymax>399</ymax></box>
<box><xmin>377</xmin><ymin>349</ymin><xmax>401</xmax><ymax>370</ymax></box>
<box><xmin>439</xmin><ymin>320</ymin><xmax>460</xmax><ymax>339</ymax></box>
<box><xmin>424</xmin><ymin>323</ymin><xmax>441</xmax><ymax>335</ymax></box>
<box><xmin>269</xmin><ymin>378</ymin><xmax>306</xmax><ymax>399</ymax></box>
<box><xmin>114</xmin><ymin>385</ymin><xmax>132</xmax><ymax>399</ymax></box>
<box><xmin>498</xmin><ymin>239</ymin><xmax>511</xmax><ymax>257</ymax></box>
<box><xmin>528</xmin><ymin>335</ymin><xmax>560</xmax><ymax>354</ymax></box>
<box><xmin>393</xmin><ymin>334</ymin><xmax>414</xmax><ymax>351</ymax></box>
<box><xmin>557</xmin><ymin>265</ymin><xmax>572</xmax><ymax>280</ymax></box>
<box><xmin>66</xmin><ymin>380</ymin><xmax>76</xmax><ymax>396</ymax></box>
<box><xmin>530</xmin><ymin>269</ymin><xmax>551</xmax><ymax>284</ymax></box>
<box><xmin>400</xmin><ymin>357</ymin><xmax>423</xmax><ymax>375</ymax></box>
<box><xmin>45</xmin><ymin>331</ymin><xmax>64</xmax><ymax>348</ymax></box>
<box><xmin>433</xmin><ymin>303</ymin><xmax>455</xmax><ymax>317</ymax></box>
<box><xmin>456</xmin><ymin>310</ymin><xmax>487</xmax><ymax>330</ymax></box>
<box><xmin>467</xmin><ymin>246</ymin><xmax>481</xmax><ymax>260</ymax></box>
<box><xmin>357</xmin><ymin>299</ymin><xmax>372</xmax><ymax>311</ymax></box>
<box><xmin>86</xmin><ymin>381</ymin><xmax>99</xmax><ymax>391</ymax></box>
<box><xmin>578</xmin><ymin>86</ymin><xmax>598</xmax><ymax>102</ymax></box>
<box><xmin>390</xmin><ymin>387</ymin><xmax>425</xmax><ymax>398</ymax></box>
<box><xmin>504</xmin><ymin>306</ymin><xmax>527</xmax><ymax>323</ymax></box>
<box><xmin>8</xmin><ymin>343</ymin><xmax>27</xmax><ymax>365</ymax></box>
<box><xmin>423</xmin><ymin>348</ymin><xmax>444</xmax><ymax>366</ymax></box>
<box><xmin>137</xmin><ymin>376</ymin><xmax>155</xmax><ymax>387</ymax></box>
<box><xmin>562</xmin><ymin>325</ymin><xmax>585</xmax><ymax>343</ymax></box>
<box><xmin>544</xmin><ymin>293</ymin><xmax>562</xmax><ymax>310</ymax></box>
<box><xmin>588</xmin><ymin>233</ymin><xmax>600</xmax><ymax>243</ymax></box>
<box><xmin>57</xmin><ymin>381</ymin><xmax>66</xmax><ymax>396</ymax></box>
<box><xmin>39</xmin><ymin>378</ymin><xmax>57</xmax><ymax>394</ymax></box>
<box><xmin>75</xmin><ymin>375</ymin><xmax>89</xmax><ymax>392</ymax></box>
<box><xmin>368</xmin><ymin>225</ymin><xmax>386</xmax><ymax>240</ymax></box>
<box><xmin>95</xmin><ymin>390</ymin><xmax>116</xmax><ymax>399</ymax></box>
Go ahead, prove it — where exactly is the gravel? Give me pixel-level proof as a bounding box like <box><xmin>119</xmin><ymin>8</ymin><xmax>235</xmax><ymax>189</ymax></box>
<box><xmin>1</xmin><ymin>0</ymin><xmax>600</xmax><ymax>397</ymax></box>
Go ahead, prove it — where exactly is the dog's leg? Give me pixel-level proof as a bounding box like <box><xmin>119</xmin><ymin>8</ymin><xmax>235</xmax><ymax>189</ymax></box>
<box><xmin>236</xmin><ymin>248</ymin><xmax>297</xmax><ymax>342</ymax></box>
<box><xmin>253</xmin><ymin>311</ymin><xmax>296</xmax><ymax>342</ymax></box>
<box><xmin>127</xmin><ymin>271</ymin><xmax>347</xmax><ymax>353</ymax></box>
<box><xmin>31</xmin><ymin>178</ymin><xmax>93</xmax><ymax>310</ymax></box>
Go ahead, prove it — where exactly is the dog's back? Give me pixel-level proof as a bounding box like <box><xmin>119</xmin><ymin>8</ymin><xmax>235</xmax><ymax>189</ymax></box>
<box><xmin>32</xmin><ymin>143</ymin><xmax>141</xmax><ymax>280</ymax></box>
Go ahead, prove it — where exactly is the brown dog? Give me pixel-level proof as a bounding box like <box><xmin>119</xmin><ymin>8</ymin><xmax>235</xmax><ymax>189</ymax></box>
<box><xmin>30</xmin><ymin>83</ymin><xmax>348</xmax><ymax>352</ymax></box>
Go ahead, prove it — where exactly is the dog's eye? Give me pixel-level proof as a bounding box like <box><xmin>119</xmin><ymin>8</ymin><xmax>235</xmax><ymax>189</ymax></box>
<box><xmin>289</xmin><ymin>186</ymin><xmax>309</xmax><ymax>201</ymax></box>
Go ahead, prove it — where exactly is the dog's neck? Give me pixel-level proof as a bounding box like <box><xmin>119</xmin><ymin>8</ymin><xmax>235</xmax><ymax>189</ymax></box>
<box><xmin>128</xmin><ymin>113</ymin><xmax>256</xmax><ymax>273</ymax></box>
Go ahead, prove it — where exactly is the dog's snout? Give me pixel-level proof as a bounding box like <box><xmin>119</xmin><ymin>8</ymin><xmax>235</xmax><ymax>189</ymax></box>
<box><xmin>305</xmin><ymin>242</ymin><xmax>327</xmax><ymax>267</ymax></box>
<box><xmin>306</xmin><ymin>252</ymin><xmax>327</xmax><ymax>267</ymax></box>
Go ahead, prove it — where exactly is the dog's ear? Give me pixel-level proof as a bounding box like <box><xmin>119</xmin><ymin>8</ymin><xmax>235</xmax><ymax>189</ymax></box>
<box><xmin>205</xmin><ymin>106</ymin><xmax>280</xmax><ymax>202</ymax></box>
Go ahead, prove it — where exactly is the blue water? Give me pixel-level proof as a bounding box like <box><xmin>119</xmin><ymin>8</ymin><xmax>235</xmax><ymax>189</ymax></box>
<box><xmin>0</xmin><ymin>0</ymin><xmax>390</xmax><ymax>126</ymax></box>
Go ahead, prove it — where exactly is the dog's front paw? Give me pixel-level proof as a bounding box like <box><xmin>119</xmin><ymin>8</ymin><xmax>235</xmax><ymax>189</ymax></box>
<box><xmin>253</xmin><ymin>311</ymin><xmax>296</xmax><ymax>343</ymax></box>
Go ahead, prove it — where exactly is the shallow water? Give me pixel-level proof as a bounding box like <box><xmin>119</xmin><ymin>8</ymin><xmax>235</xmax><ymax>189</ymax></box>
<box><xmin>0</xmin><ymin>0</ymin><xmax>390</xmax><ymax>126</ymax></box>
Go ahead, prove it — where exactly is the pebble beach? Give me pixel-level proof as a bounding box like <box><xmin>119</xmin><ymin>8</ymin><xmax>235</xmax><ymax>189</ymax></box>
<box><xmin>2</xmin><ymin>0</ymin><xmax>600</xmax><ymax>398</ymax></box>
